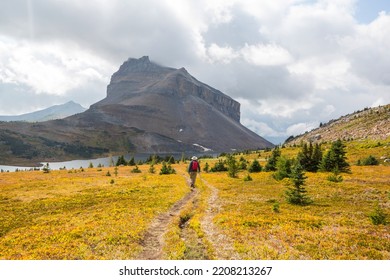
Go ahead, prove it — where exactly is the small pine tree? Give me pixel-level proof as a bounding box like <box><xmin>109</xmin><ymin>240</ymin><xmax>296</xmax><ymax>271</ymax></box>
<box><xmin>159</xmin><ymin>162</ymin><xmax>176</xmax><ymax>175</ymax></box>
<box><xmin>312</xmin><ymin>143</ymin><xmax>323</xmax><ymax>171</ymax></box>
<box><xmin>297</xmin><ymin>142</ymin><xmax>322</xmax><ymax>172</ymax></box>
<box><xmin>128</xmin><ymin>157</ymin><xmax>136</xmax><ymax>166</ymax></box>
<box><xmin>327</xmin><ymin>165</ymin><xmax>343</xmax><ymax>182</ymax></box>
<box><xmin>210</xmin><ymin>159</ymin><xmax>228</xmax><ymax>172</ymax></box>
<box><xmin>297</xmin><ymin>142</ymin><xmax>310</xmax><ymax>170</ymax></box>
<box><xmin>273</xmin><ymin>156</ymin><xmax>293</xmax><ymax>180</ymax></box>
<box><xmin>226</xmin><ymin>154</ymin><xmax>239</xmax><ymax>178</ymax></box>
<box><xmin>319</xmin><ymin>140</ymin><xmax>350</xmax><ymax>173</ymax></box>
<box><xmin>238</xmin><ymin>157</ymin><xmax>248</xmax><ymax>170</ymax></box>
<box><xmin>248</xmin><ymin>159</ymin><xmax>262</xmax><ymax>173</ymax></box>
<box><xmin>361</xmin><ymin>155</ymin><xmax>379</xmax><ymax>166</ymax></box>
<box><xmin>265</xmin><ymin>147</ymin><xmax>281</xmax><ymax>171</ymax></box>
<box><xmin>285</xmin><ymin>163</ymin><xmax>312</xmax><ymax>205</ymax></box>
<box><xmin>116</xmin><ymin>155</ymin><xmax>127</xmax><ymax>166</ymax></box>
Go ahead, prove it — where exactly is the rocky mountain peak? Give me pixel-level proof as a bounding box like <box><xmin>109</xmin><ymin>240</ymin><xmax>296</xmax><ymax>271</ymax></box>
<box><xmin>103</xmin><ymin>56</ymin><xmax>241</xmax><ymax>122</ymax></box>
<box><xmin>111</xmin><ymin>56</ymin><xmax>170</xmax><ymax>82</ymax></box>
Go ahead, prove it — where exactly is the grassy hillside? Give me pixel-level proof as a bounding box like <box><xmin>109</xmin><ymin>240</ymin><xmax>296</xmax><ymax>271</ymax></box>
<box><xmin>0</xmin><ymin>139</ymin><xmax>389</xmax><ymax>260</ymax></box>
<box><xmin>287</xmin><ymin>104</ymin><xmax>390</xmax><ymax>144</ymax></box>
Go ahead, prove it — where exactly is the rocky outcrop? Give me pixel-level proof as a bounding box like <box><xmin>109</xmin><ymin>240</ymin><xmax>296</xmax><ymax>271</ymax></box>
<box><xmin>286</xmin><ymin>104</ymin><xmax>390</xmax><ymax>144</ymax></box>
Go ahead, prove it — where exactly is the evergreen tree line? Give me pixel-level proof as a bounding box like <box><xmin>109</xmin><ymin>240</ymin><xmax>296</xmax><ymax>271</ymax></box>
<box><xmin>207</xmin><ymin>139</ymin><xmax>351</xmax><ymax>178</ymax></box>
<box><xmin>267</xmin><ymin>140</ymin><xmax>351</xmax><ymax>180</ymax></box>
<box><xmin>115</xmin><ymin>154</ymin><xmax>178</xmax><ymax>166</ymax></box>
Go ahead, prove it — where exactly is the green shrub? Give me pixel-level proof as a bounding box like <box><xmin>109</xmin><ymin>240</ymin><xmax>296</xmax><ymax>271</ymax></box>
<box><xmin>248</xmin><ymin>159</ymin><xmax>262</xmax><ymax>173</ymax></box>
<box><xmin>369</xmin><ymin>203</ymin><xmax>387</xmax><ymax>225</ymax></box>
<box><xmin>159</xmin><ymin>162</ymin><xmax>176</xmax><ymax>175</ymax></box>
<box><xmin>131</xmin><ymin>165</ymin><xmax>142</xmax><ymax>173</ymax></box>
<box><xmin>360</xmin><ymin>155</ymin><xmax>379</xmax><ymax>166</ymax></box>
<box><xmin>210</xmin><ymin>159</ymin><xmax>228</xmax><ymax>172</ymax></box>
<box><xmin>243</xmin><ymin>174</ymin><xmax>252</xmax><ymax>181</ymax></box>
<box><xmin>273</xmin><ymin>202</ymin><xmax>280</xmax><ymax>213</ymax></box>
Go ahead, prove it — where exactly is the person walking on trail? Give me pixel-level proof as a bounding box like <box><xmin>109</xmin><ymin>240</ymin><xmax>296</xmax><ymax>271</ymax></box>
<box><xmin>188</xmin><ymin>156</ymin><xmax>200</xmax><ymax>188</ymax></box>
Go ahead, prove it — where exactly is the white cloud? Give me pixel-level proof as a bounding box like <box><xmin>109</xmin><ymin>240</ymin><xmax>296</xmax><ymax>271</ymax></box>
<box><xmin>206</xmin><ymin>43</ymin><xmax>238</xmax><ymax>64</ymax></box>
<box><xmin>288</xmin><ymin>57</ymin><xmax>352</xmax><ymax>90</ymax></box>
<box><xmin>0</xmin><ymin>0</ymin><xmax>389</xmax><ymax>144</ymax></box>
<box><xmin>0</xmin><ymin>38</ymin><xmax>113</xmax><ymax>95</ymax></box>
<box><xmin>241</xmin><ymin>43</ymin><xmax>293</xmax><ymax>66</ymax></box>
<box><xmin>241</xmin><ymin>118</ymin><xmax>283</xmax><ymax>137</ymax></box>
<box><xmin>254</xmin><ymin>98</ymin><xmax>318</xmax><ymax>118</ymax></box>
<box><xmin>286</xmin><ymin>121</ymin><xmax>319</xmax><ymax>136</ymax></box>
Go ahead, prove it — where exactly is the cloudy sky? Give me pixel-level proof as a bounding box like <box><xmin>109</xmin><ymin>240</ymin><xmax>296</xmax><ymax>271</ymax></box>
<box><xmin>0</xmin><ymin>0</ymin><xmax>389</xmax><ymax>144</ymax></box>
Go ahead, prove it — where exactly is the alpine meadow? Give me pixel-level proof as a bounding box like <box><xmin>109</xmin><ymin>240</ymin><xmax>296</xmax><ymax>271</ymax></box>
<box><xmin>1</xmin><ymin>137</ymin><xmax>389</xmax><ymax>260</ymax></box>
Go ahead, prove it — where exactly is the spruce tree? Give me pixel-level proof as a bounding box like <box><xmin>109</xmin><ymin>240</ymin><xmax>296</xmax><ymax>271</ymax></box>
<box><xmin>128</xmin><ymin>156</ymin><xmax>136</xmax><ymax>166</ymax></box>
<box><xmin>159</xmin><ymin>162</ymin><xmax>176</xmax><ymax>175</ymax></box>
<box><xmin>226</xmin><ymin>154</ymin><xmax>239</xmax><ymax>178</ymax></box>
<box><xmin>116</xmin><ymin>155</ymin><xmax>127</xmax><ymax>166</ymax></box>
<box><xmin>248</xmin><ymin>159</ymin><xmax>262</xmax><ymax>173</ymax></box>
<box><xmin>273</xmin><ymin>156</ymin><xmax>292</xmax><ymax>180</ymax></box>
<box><xmin>319</xmin><ymin>140</ymin><xmax>350</xmax><ymax>173</ymax></box>
<box><xmin>265</xmin><ymin>146</ymin><xmax>281</xmax><ymax>171</ymax></box>
<box><xmin>285</xmin><ymin>163</ymin><xmax>312</xmax><ymax>205</ymax></box>
<box><xmin>312</xmin><ymin>143</ymin><xmax>323</xmax><ymax>171</ymax></box>
<box><xmin>297</xmin><ymin>142</ymin><xmax>322</xmax><ymax>172</ymax></box>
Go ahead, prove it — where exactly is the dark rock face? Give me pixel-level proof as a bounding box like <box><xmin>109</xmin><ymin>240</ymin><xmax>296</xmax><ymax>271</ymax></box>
<box><xmin>89</xmin><ymin>56</ymin><xmax>272</xmax><ymax>152</ymax></box>
<box><xmin>0</xmin><ymin>56</ymin><xmax>273</xmax><ymax>165</ymax></box>
<box><xmin>103</xmin><ymin>56</ymin><xmax>241</xmax><ymax>122</ymax></box>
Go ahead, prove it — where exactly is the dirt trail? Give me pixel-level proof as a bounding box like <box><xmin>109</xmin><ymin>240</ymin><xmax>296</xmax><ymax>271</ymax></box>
<box><xmin>200</xmin><ymin>178</ymin><xmax>241</xmax><ymax>260</ymax></box>
<box><xmin>137</xmin><ymin>174</ymin><xmax>239</xmax><ymax>260</ymax></box>
<box><xmin>137</xmin><ymin>188</ymin><xmax>198</xmax><ymax>259</ymax></box>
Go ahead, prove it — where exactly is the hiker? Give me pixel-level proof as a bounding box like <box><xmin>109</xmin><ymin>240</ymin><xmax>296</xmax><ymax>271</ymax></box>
<box><xmin>188</xmin><ymin>156</ymin><xmax>200</xmax><ymax>188</ymax></box>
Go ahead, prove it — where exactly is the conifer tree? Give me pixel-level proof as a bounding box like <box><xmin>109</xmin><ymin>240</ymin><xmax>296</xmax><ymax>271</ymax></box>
<box><xmin>248</xmin><ymin>159</ymin><xmax>262</xmax><ymax>173</ymax></box>
<box><xmin>128</xmin><ymin>156</ymin><xmax>136</xmax><ymax>166</ymax></box>
<box><xmin>319</xmin><ymin>140</ymin><xmax>350</xmax><ymax>172</ymax></box>
<box><xmin>273</xmin><ymin>156</ymin><xmax>293</xmax><ymax>180</ymax></box>
<box><xmin>285</xmin><ymin>163</ymin><xmax>312</xmax><ymax>205</ymax></box>
<box><xmin>312</xmin><ymin>143</ymin><xmax>323</xmax><ymax>171</ymax></box>
<box><xmin>265</xmin><ymin>146</ymin><xmax>281</xmax><ymax>171</ymax></box>
<box><xmin>226</xmin><ymin>154</ymin><xmax>239</xmax><ymax>178</ymax></box>
<box><xmin>297</xmin><ymin>142</ymin><xmax>322</xmax><ymax>172</ymax></box>
<box><xmin>159</xmin><ymin>161</ymin><xmax>176</xmax><ymax>175</ymax></box>
<box><xmin>116</xmin><ymin>155</ymin><xmax>127</xmax><ymax>166</ymax></box>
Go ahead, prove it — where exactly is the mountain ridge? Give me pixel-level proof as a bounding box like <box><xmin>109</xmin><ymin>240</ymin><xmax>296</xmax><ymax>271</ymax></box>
<box><xmin>285</xmin><ymin>104</ymin><xmax>390</xmax><ymax>144</ymax></box>
<box><xmin>0</xmin><ymin>101</ymin><xmax>86</xmax><ymax>122</ymax></box>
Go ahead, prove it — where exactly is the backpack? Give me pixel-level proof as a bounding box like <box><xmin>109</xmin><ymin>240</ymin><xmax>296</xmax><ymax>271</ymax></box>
<box><xmin>191</xmin><ymin>160</ymin><xmax>199</xmax><ymax>171</ymax></box>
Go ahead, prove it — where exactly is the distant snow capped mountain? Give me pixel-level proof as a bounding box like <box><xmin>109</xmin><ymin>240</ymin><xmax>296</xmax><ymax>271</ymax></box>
<box><xmin>0</xmin><ymin>101</ymin><xmax>87</xmax><ymax>122</ymax></box>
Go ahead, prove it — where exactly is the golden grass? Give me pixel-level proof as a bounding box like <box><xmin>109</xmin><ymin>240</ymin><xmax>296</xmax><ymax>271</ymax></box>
<box><xmin>0</xmin><ymin>140</ymin><xmax>389</xmax><ymax>260</ymax></box>
<box><xmin>0</xmin><ymin>165</ymin><xmax>188</xmax><ymax>259</ymax></box>
<box><xmin>202</xmin><ymin>165</ymin><xmax>390</xmax><ymax>260</ymax></box>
